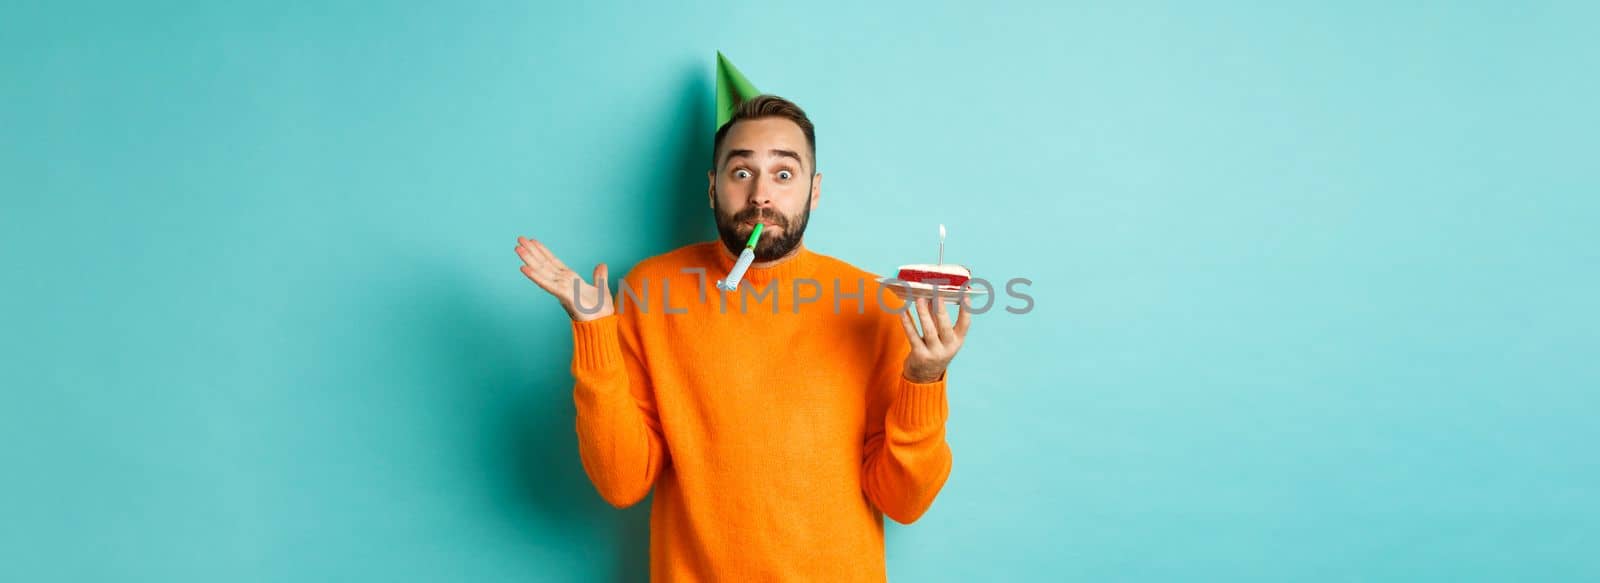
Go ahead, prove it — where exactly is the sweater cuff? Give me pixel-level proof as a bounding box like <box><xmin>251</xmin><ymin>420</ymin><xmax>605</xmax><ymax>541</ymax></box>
<box><xmin>891</xmin><ymin>374</ymin><xmax>949</xmax><ymax>431</ymax></box>
<box><xmin>571</xmin><ymin>316</ymin><xmax>623</xmax><ymax>372</ymax></box>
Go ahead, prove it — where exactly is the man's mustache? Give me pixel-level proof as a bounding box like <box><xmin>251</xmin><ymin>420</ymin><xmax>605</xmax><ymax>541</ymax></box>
<box><xmin>730</xmin><ymin>208</ymin><xmax>785</xmax><ymax>228</ymax></box>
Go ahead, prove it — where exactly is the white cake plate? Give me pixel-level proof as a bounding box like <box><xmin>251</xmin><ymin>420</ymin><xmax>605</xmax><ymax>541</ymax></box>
<box><xmin>874</xmin><ymin>277</ymin><xmax>989</xmax><ymax>305</ymax></box>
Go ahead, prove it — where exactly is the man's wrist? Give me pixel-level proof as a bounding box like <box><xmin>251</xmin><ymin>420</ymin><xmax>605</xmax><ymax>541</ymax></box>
<box><xmin>566</xmin><ymin>303</ymin><xmax>615</xmax><ymax>322</ymax></box>
<box><xmin>901</xmin><ymin>367</ymin><xmax>946</xmax><ymax>384</ymax></box>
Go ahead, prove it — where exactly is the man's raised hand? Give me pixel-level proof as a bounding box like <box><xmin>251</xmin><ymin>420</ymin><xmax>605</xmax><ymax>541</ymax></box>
<box><xmin>515</xmin><ymin>236</ymin><xmax>613</xmax><ymax>322</ymax></box>
<box><xmin>898</xmin><ymin>296</ymin><xmax>973</xmax><ymax>383</ymax></box>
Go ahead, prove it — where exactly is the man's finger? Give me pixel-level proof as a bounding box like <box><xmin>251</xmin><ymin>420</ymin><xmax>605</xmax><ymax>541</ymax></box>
<box><xmin>531</xmin><ymin>239</ymin><xmax>572</xmax><ymax>272</ymax></box>
<box><xmin>931</xmin><ymin>297</ymin><xmax>956</xmax><ymax>345</ymax></box>
<box><xmin>899</xmin><ymin>304</ymin><xmax>925</xmax><ymax>350</ymax></box>
<box><xmin>523</xmin><ymin>242</ymin><xmax>577</xmax><ymax>287</ymax></box>
<box><xmin>915</xmin><ymin>298</ymin><xmax>941</xmax><ymax>349</ymax></box>
<box><xmin>954</xmin><ymin>299</ymin><xmax>973</xmax><ymax>339</ymax></box>
<box><xmin>514</xmin><ymin>244</ymin><xmax>545</xmax><ymax>269</ymax></box>
<box><xmin>592</xmin><ymin>263</ymin><xmax>609</xmax><ymax>298</ymax></box>
<box><xmin>524</xmin><ymin>237</ymin><xmax>556</xmax><ymax>264</ymax></box>
<box><xmin>520</xmin><ymin>264</ymin><xmax>561</xmax><ymax>296</ymax></box>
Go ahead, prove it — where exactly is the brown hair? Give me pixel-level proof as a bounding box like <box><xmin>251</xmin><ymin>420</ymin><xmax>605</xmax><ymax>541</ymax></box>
<box><xmin>711</xmin><ymin>94</ymin><xmax>817</xmax><ymax>173</ymax></box>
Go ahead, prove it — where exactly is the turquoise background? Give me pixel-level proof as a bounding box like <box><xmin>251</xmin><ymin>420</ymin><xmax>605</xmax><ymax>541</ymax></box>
<box><xmin>3</xmin><ymin>1</ymin><xmax>1597</xmax><ymax>581</ymax></box>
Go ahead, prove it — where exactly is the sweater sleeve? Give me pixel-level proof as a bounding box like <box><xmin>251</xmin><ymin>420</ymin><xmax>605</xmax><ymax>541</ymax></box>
<box><xmin>860</xmin><ymin>309</ymin><xmax>954</xmax><ymax>524</ymax></box>
<box><xmin>571</xmin><ymin>310</ymin><xmax>670</xmax><ymax>509</ymax></box>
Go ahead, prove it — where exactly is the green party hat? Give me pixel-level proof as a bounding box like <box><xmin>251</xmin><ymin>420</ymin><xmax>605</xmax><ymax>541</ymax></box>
<box><xmin>716</xmin><ymin>51</ymin><xmax>761</xmax><ymax>130</ymax></box>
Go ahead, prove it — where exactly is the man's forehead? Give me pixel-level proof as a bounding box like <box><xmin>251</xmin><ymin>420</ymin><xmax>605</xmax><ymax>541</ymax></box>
<box><xmin>724</xmin><ymin>118</ymin><xmax>807</xmax><ymax>151</ymax></box>
<box><xmin>720</xmin><ymin>117</ymin><xmax>810</xmax><ymax>167</ymax></box>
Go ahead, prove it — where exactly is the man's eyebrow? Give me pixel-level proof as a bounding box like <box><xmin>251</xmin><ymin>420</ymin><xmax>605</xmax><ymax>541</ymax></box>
<box><xmin>767</xmin><ymin>149</ymin><xmax>802</xmax><ymax>165</ymax></box>
<box><xmin>722</xmin><ymin>149</ymin><xmax>754</xmax><ymax>166</ymax></box>
<box><xmin>721</xmin><ymin>148</ymin><xmax>805</xmax><ymax>168</ymax></box>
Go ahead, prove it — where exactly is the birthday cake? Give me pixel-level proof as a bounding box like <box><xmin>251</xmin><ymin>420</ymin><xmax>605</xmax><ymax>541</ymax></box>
<box><xmin>896</xmin><ymin>263</ymin><xmax>972</xmax><ymax>288</ymax></box>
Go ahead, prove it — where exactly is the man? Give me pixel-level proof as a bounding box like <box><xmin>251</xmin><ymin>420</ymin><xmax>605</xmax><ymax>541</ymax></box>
<box><xmin>514</xmin><ymin>94</ymin><xmax>972</xmax><ymax>581</ymax></box>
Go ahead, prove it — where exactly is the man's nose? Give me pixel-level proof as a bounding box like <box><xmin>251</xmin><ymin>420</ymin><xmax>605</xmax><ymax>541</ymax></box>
<box><xmin>747</xmin><ymin>181</ymin><xmax>774</xmax><ymax>207</ymax></box>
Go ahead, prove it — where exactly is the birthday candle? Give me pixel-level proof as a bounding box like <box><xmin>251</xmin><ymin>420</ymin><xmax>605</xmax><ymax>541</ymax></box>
<box><xmin>938</xmin><ymin>223</ymin><xmax>946</xmax><ymax>265</ymax></box>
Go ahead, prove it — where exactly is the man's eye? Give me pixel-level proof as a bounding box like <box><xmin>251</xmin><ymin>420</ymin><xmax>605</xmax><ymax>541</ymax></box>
<box><xmin>777</xmin><ymin>170</ymin><xmax>792</xmax><ymax>180</ymax></box>
<box><xmin>734</xmin><ymin>169</ymin><xmax>751</xmax><ymax>179</ymax></box>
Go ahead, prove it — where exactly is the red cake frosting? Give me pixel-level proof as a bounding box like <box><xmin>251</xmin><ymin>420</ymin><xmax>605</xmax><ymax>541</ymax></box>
<box><xmin>896</xmin><ymin>264</ymin><xmax>971</xmax><ymax>287</ymax></box>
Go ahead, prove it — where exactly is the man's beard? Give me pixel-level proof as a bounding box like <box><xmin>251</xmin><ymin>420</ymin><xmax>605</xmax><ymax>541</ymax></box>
<box><xmin>713</xmin><ymin>198</ymin><xmax>812</xmax><ymax>262</ymax></box>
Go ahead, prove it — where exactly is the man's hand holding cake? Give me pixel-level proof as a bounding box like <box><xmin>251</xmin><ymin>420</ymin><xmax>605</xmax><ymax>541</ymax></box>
<box><xmin>899</xmin><ymin>295</ymin><xmax>972</xmax><ymax>383</ymax></box>
<box><xmin>893</xmin><ymin>223</ymin><xmax>974</xmax><ymax>383</ymax></box>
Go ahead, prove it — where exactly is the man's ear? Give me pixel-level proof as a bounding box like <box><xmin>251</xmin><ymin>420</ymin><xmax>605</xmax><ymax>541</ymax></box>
<box><xmin>706</xmin><ymin>169</ymin><xmax>715</xmax><ymax>209</ymax></box>
<box><xmin>810</xmin><ymin>172</ymin><xmax>822</xmax><ymax>210</ymax></box>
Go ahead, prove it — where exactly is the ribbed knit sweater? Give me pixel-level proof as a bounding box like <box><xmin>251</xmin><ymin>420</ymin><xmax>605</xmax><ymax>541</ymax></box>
<box><xmin>569</xmin><ymin>240</ymin><xmax>953</xmax><ymax>582</ymax></box>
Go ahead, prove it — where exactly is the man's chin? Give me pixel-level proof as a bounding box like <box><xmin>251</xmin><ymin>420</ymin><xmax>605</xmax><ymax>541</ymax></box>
<box><xmin>754</xmin><ymin>236</ymin><xmax>804</xmax><ymax>260</ymax></box>
<box><xmin>718</xmin><ymin>219</ymin><xmax>799</xmax><ymax>259</ymax></box>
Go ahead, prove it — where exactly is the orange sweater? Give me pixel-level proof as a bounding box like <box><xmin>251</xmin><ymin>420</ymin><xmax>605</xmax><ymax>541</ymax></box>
<box><xmin>570</xmin><ymin>241</ymin><xmax>953</xmax><ymax>582</ymax></box>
